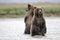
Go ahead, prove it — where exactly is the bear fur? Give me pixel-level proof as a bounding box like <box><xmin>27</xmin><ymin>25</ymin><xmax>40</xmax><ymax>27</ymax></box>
<box><xmin>30</xmin><ymin>8</ymin><xmax>47</xmax><ymax>36</ymax></box>
<box><xmin>24</xmin><ymin>4</ymin><xmax>36</xmax><ymax>34</ymax></box>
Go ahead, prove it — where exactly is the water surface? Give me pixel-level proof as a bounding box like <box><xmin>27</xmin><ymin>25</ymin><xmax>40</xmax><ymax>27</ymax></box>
<box><xmin>0</xmin><ymin>17</ymin><xmax>60</xmax><ymax>40</ymax></box>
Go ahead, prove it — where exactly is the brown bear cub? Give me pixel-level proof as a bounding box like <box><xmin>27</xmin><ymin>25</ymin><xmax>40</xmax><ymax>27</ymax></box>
<box><xmin>24</xmin><ymin>4</ymin><xmax>36</xmax><ymax>34</ymax></box>
<box><xmin>30</xmin><ymin>8</ymin><xmax>47</xmax><ymax>36</ymax></box>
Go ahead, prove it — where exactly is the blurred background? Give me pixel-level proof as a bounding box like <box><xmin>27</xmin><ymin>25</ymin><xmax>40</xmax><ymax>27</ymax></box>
<box><xmin>0</xmin><ymin>0</ymin><xmax>60</xmax><ymax>18</ymax></box>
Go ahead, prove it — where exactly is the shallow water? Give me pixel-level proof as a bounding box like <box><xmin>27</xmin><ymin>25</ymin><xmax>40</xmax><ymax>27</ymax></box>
<box><xmin>0</xmin><ymin>17</ymin><xmax>60</xmax><ymax>40</ymax></box>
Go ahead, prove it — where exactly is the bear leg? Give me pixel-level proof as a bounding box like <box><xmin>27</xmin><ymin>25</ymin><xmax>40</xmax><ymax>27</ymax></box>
<box><xmin>24</xmin><ymin>27</ymin><xmax>30</xmax><ymax>34</ymax></box>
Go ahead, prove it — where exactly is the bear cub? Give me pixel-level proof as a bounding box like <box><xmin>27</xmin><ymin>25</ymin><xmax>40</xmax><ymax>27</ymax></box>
<box><xmin>30</xmin><ymin>8</ymin><xmax>47</xmax><ymax>36</ymax></box>
<box><xmin>24</xmin><ymin>4</ymin><xmax>36</xmax><ymax>34</ymax></box>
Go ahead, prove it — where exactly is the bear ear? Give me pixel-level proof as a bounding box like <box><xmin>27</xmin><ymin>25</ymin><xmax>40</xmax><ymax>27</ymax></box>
<box><xmin>34</xmin><ymin>7</ymin><xmax>36</xmax><ymax>9</ymax></box>
<box><xmin>28</xmin><ymin>4</ymin><xmax>32</xmax><ymax>10</ymax></box>
<box><xmin>28</xmin><ymin>4</ymin><xmax>31</xmax><ymax>7</ymax></box>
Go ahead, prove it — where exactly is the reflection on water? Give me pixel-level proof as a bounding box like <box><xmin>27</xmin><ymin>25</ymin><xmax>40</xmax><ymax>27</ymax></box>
<box><xmin>0</xmin><ymin>17</ymin><xmax>60</xmax><ymax>40</ymax></box>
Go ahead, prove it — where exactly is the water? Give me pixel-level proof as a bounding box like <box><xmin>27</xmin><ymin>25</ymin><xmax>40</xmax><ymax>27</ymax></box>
<box><xmin>0</xmin><ymin>17</ymin><xmax>60</xmax><ymax>40</ymax></box>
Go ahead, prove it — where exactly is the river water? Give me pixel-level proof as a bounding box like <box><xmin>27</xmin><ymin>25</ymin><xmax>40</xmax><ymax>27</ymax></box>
<box><xmin>0</xmin><ymin>17</ymin><xmax>60</xmax><ymax>40</ymax></box>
